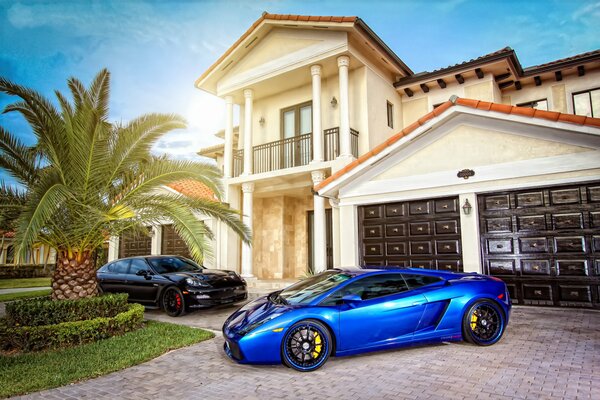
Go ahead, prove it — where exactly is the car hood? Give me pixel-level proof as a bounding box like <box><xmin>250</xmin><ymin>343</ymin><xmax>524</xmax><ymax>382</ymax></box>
<box><xmin>164</xmin><ymin>269</ymin><xmax>244</xmax><ymax>287</ymax></box>
<box><xmin>223</xmin><ymin>294</ymin><xmax>289</xmax><ymax>337</ymax></box>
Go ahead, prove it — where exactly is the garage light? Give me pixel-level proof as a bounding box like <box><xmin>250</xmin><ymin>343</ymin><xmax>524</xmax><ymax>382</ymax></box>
<box><xmin>462</xmin><ymin>199</ymin><xmax>472</xmax><ymax>215</ymax></box>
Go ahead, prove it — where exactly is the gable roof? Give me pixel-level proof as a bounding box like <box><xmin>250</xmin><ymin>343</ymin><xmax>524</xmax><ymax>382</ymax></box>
<box><xmin>315</xmin><ymin>96</ymin><xmax>600</xmax><ymax>193</ymax></box>
<box><xmin>167</xmin><ymin>180</ymin><xmax>217</xmax><ymax>201</ymax></box>
<box><xmin>195</xmin><ymin>12</ymin><xmax>412</xmax><ymax>88</ymax></box>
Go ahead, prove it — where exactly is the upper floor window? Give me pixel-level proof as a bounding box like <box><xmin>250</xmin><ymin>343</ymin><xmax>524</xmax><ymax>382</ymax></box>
<box><xmin>573</xmin><ymin>88</ymin><xmax>600</xmax><ymax>117</ymax></box>
<box><xmin>517</xmin><ymin>99</ymin><xmax>548</xmax><ymax>110</ymax></box>
<box><xmin>386</xmin><ymin>101</ymin><xmax>394</xmax><ymax>128</ymax></box>
<box><xmin>281</xmin><ymin>101</ymin><xmax>312</xmax><ymax>139</ymax></box>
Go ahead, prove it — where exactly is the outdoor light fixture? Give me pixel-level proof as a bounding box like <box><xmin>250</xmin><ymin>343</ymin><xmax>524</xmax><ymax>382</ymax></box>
<box><xmin>259</xmin><ymin>117</ymin><xmax>265</xmax><ymax>126</ymax></box>
<box><xmin>462</xmin><ymin>199</ymin><xmax>472</xmax><ymax>215</ymax></box>
<box><xmin>331</xmin><ymin>96</ymin><xmax>338</xmax><ymax>107</ymax></box>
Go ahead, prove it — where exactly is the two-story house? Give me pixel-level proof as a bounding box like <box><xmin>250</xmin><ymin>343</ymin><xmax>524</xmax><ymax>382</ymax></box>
<box><xmin>198</xmin><ymin>13</ymin><xmax>600</xmax><ymax>308</ymax></box>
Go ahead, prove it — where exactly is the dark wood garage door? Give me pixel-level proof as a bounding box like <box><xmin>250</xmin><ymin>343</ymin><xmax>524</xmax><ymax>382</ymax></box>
<box><xmin>161</xmin><ymin>224</ymin><xmax>191</xmax><ymax>259</ymax></box>
<box><xmin>119</xmin><ymin>228</ymin><xmax>152</xmax><ymax>258</ymax></box>
<box><xmin>359</xmin><ymin>196</ymin><xmax>463</xmax><ymax>271</ymax></box>
<box><xmin>478</xmin><ymin>182</ymin><xmax>600</xmax><ymax>308</ymax></box>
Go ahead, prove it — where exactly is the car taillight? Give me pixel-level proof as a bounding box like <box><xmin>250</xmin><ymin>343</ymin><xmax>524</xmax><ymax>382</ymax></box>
<box><xmin>497</xmin><ymin>293</ymin><xmax>504</xmax><ymax>300</ymax></box>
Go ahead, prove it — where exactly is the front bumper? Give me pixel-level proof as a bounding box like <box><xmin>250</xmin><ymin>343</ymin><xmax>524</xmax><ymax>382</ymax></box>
<box><xmin>185</xmin><ymin>285</ymin><xmax>248</xmax><ymax>308</ymax></box>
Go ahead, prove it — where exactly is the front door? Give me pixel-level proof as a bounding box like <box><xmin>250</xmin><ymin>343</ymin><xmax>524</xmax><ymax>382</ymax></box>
<box><xmin>123</xmin><ymin>258</ymin><xmax>160</xmax><ymax>302</ymax></box>
<box><xmin>335</xmin><ymin>273</ymin><xmax>427</xmax><ymax>351</ymax></box>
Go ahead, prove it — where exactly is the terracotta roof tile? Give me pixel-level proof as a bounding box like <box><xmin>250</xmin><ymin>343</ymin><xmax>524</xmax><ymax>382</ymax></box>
<box><xmin>525</xmin><ymin>49</ymin><xmax>600</xmax><ymax>71</ymax></box>
<box><xmin>315</xmin><ymin>97</ymin><xmax>600</xmax><ymax>192</ymax></box>
<box><xmin>167</xmin><ymin>180</ymin><xmax>217</xmax><ymax>201</ymax></box>
<box><xmin>0</xmin><ymin>231</ymin><xmax>15</xmax><ymax>238</ymax></box>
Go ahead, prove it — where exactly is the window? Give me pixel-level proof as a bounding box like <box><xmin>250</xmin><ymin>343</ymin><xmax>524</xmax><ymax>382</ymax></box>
<box><xmin>108</xmin><ymin>260</ymin><xmax>130</xmax><ymax>274</ymax></box>
<box><xmin>573</xmin><ymin>88</ymin><xmax>600</xmax><ymax>117</ymax></box>
<box><xmin>321</xmin><ymin>273</ymin><xmax>409</xmax><ymax>305</ymax></box>
<box><xmin>148</xmin><ymin>256</ymin><xmax>203</xmax><ymax>274</ymax></box>
<box><xmin>517</xmin><ymin>99</ymin><xmax>548</xmax><ymax>110</ymax></box>
<box><xmin>386</xmin><ymin>101</ymin><xmax>394</xmax><ymax>128</ymax></box>
<box><xmin>402</xmin><ymin>273</ymin><xmax>442</xmax><ymax>289</ymax></box>
<box><xmin>129</xmin><ymin>258</ymin><xmax>150</xmax><ymax>275</ymax></box>
<box><xmin>281</xmin><ymin>101</ymin><xmax>312</xmax><ymax>139</ymax></box>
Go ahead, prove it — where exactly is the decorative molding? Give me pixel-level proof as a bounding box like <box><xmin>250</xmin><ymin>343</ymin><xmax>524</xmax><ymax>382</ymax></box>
<box><xmin>311</xmin><ymin>170</ymin><xmax>327</xmax><ymax>185</ymax></box>
<box><xmin>337</xmin><ymin>55</ymin><xmax>350</xmax><ymax>68</ymax></box>
<box><xmin>243</xmin><ymin>89</ymin><xmax>254</xmax><ymax>99</ymax></box>
<box><xmin>224</xmin><ymin>95</ymin><xmax>234</xmax><ymax>105</ymax></box>
<box><xmin>310</xmin><ymin>64</ymin><xmax>322</xmax><ymax>76</ymax></box>
<box><xmin>241</xmin><ymin>182</ymin><xmax>255</xmax><ymax>193</ymax></box>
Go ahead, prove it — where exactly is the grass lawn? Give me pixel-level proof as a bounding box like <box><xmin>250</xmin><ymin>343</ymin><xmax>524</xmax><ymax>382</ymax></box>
<box><xmin>0</xmin><ymin>321</ymin><xmax>214</xmax><ymax>398</ymax></box>
<box><xmin>0</xmin><ymin>277</ymin><xmax>51</xmax><ymax>289</ymax></box>
<box><xmin>0</xmin><ymin>289</ymin><xmax>52</xmax><ymax>302</ymax></box>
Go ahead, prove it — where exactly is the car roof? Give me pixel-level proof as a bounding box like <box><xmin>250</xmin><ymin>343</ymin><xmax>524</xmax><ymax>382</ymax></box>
<box><xmin>334</xmin><ymin>267</ymin><xmax>464</xmax><ymax>280</ymax></box>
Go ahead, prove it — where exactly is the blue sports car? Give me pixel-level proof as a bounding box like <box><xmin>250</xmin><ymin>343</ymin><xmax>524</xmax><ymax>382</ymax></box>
<box><xmin>223</xmin><ymin>268</ymin><xmax>511</xmax><ymax>372</ymax></box>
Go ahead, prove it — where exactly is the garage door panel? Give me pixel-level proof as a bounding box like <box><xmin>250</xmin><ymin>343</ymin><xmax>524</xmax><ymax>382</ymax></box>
<box><xmin>479</xmin><ymin>181</ymin><xmax>600</xmax><ymax>309</ymax></box>
<box><xmin>516</xmin><ymin>191</ymin><xmax>545</xmax><ymax>208</ymax></box>
<box><xmin>359</xmin><ymin>196</ymin><xmax>462</xmax><ymax>271</ymax></box>
<box><xmin>550</xmin><ymin>188</ymin><xmax>581</xmax><ymax>205</ymax></box>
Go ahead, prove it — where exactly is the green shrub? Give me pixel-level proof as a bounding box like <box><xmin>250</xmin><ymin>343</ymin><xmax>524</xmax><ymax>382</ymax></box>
<box><xmin>1</xmin><ymin>303</ymin><xmax>144</xmax><ymax>352</ymax></box>
<box><xmin>5</xmin><ymin>293</ymin><xmax>129</xmax><ymax>326</ymax></box>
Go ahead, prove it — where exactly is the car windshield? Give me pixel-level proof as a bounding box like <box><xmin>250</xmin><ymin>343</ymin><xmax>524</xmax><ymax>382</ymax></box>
<box><xmin>279</xmin><ymin>270</ymin><xmax>352</xmax><ymax>305</ymax></box>
<box><xmin>148</xmin><ymin>257</ymin><xmax>203</xmax><ymax>274</ymax></box>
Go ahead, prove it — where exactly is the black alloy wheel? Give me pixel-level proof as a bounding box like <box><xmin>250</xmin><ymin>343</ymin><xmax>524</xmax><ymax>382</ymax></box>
<box><xmin>462</xmin><ymin>300</ymin><xmax>505</xmax><ymax>346</ymax></box>
<box><xmin>162</xmin><ymin>286</ymin><xmax>186</xmax><ymax>317</ymax></box>
<box><xmin>282</xmin><ymin>320</ymin><xmax>332</xmax><ymax>372</ymax></box>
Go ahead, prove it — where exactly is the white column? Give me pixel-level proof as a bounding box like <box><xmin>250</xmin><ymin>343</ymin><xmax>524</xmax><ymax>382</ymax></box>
<box><xmin>223</xmin><ymin>95</ymin><xmax>234</xmax><ymax>179</ymax></box>
<box><xmin>242</xmin><ymin>89</ymin><xmax>254</xmax><ymax>176</ymax></box>
<box><xmin>329</xmin><ymin>199</ymin><xmax>340</xmax><ymax>268</ymax></box>
<box><xmin>339</xmin><ymin>204</ymin><xmax>359</xmax><ymax>267</ymax></box>
<box><xmin>337</xmin><ymin>55</ymin><xmax>352</xmax><ymax>159</ymax></box>
<box><xmin>311</xmin><ymin>65</ymin><xmax>323</xmax><ymax>163</ymax></box>
<box><xmin>150</xmin><ymin>225</ymin><xmax>162</xmax><ymax>255</ymax></box>
<box><xmin>108</xmin><ymin>236</ymin><xmax>120</xmax><ymax>262</ymax></box>
<box><xmin>311</xmin><ymin>170</ymin><xmax>327</xmax><ymax>273</ymax></box>
<box><xmin>241</xmin><ymin>182</ymin><xmax>254</xmax><ymax>277</ymax></box>
<box><xmin>459</xmin><ymin>193</ymin><xmax>483</xmax><ymax>273</ymax></box>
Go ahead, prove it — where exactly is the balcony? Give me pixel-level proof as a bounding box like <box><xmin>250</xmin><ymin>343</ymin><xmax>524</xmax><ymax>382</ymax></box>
<box><xmin>233</xmin><ymin>127</ymin><xmax>359</xmax><ymax>177</ymax></box>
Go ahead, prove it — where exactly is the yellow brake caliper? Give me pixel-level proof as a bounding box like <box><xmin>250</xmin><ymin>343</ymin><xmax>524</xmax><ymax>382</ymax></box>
<box><xmin>470</xmin><ymin>312</ymin><xmax>478</xmax><ymax>331</ymax></box>
<box><xmin>312</xmin><ymin>333</ymin><xmax>322</xmax><ymax>358</ymax></box>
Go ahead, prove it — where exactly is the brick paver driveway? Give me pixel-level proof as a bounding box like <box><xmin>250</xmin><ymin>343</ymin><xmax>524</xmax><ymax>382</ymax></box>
<box><xmin>18</xmin><ymin>306</ymin><xmax>600</xmax><ymax>400</ymax></box>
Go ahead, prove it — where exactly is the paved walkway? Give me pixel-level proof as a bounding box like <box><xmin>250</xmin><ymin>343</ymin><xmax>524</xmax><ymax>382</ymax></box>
<box><xmin>14</xmin><ymin>305</ymin><xmax>600</xmax><ymax>400</ymax></box>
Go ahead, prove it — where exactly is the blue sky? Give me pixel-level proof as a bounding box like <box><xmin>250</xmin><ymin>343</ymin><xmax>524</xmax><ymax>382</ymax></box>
<box><xmin>1</xmin><ymin>0</ymin><xmax>599</xmax><ymax>183</ymax></box>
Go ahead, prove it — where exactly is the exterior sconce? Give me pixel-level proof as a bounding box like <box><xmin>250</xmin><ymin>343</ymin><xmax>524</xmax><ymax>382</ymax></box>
<box><xmin>331</xmin><ymin>96</ymin><xmax>338</xmax><ymax>108</ymax></box>
<box><xmin>259</xmin><ymin>117</ymin><xmax>265</xmax><ymax>126</ymax></box>
<box><xmin>462</xmin><ymin>199</ymin><xmax>472</xmax><ymax>215</ymax></box>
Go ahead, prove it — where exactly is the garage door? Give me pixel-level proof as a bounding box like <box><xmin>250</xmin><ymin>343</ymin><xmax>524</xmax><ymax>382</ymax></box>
<box><xmin>359</xmin><ymin>196</ymin><xmax>463</xmax><ymax>271</ymax></box>
<box><xmin>119</xmin><ymin>228</ymin><xmax>152</xmax><ymax>258</ymax></box>
<box><xmin>478</xmin><ymin>182</ymin><xmax>600</xmax><ymax>308</ymax></box>
<box><xmin>161</xmin><ymin>224</ymin><xmax>191</xmax><ymax>259</ymax></box>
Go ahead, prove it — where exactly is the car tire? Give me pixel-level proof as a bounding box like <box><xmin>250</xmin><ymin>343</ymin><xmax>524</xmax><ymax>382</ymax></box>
<box><xmin>161</xmin><ymin>287</ymin><xmax>186</xmax><ymax>317</ymax></box>
<box><xmin>281</xmin><ymin>320</ymin><xmax>332</xmax><ymax>372</ymax></box>
<box><xmin>462</xmin><ymin>299</ymin><xmax>505</xmax><ymax>346</ymax></box>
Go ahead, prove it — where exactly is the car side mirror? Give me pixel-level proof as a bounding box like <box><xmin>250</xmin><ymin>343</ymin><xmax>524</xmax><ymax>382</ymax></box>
<box><xmin>136</xmin><ymin>270</ymin><xmax>153</xmax><ymax>279</ymax></box>
<box><xmin>341</xmin><ymin>294</ymin><xmax>362</xmax><ymax>304</ymax></box>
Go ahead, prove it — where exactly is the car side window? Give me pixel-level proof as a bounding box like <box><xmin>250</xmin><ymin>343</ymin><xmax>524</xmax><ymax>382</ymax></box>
<box><xmin>402</xmin><ymin>273</ymin><xmax>442</xmax><ymax>289</ymax></box>
<box><xmin>320</xmin><ymin>273</ymin><xmax>409</xmax><ymax>305</ymax></box>
<box><xmin>108</xmin><ymin>260</ymin><xmax>130</xmax><ymax>274</ymax></box>
<box><xmin>129</xmin><ymin>259</ymin><xmax>150</xmax><ymax>275</ymax></box>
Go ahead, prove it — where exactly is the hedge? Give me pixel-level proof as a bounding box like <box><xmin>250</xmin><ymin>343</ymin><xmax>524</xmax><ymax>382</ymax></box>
<box><xmin>5</xmin><ymin>293</ymin><xmax>129</xmax><ymax>327</ymax></box>
<box><xmin>0</xmin><ymin>303</ymin><xmax>144</xmax><ymax>352</ymax></box>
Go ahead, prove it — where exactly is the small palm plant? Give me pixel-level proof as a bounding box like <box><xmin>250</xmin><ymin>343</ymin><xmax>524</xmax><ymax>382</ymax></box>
<box><xmin>0</xmin><ymin>69</ymin><xmax>250</xmax><ymax>300</ymax></box>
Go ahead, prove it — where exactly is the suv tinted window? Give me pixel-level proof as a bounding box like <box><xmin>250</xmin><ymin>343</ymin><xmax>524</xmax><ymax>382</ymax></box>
<box><xmin>129</xmin><ymin>258</ymin><xmax>150</xmax><ymax>275</ymax></box>
<box><xmin>402</xmin><ymin>273</ymin><xmax>442</xmax><ymax>289</ymax></box>
<box><xmin>108</xmin><ymin>260</ymin><xmax>130</xmax><ymax>274</ymax></box>
<box><xmin>321</xmin><ymin>273</ymin><xmax>409</xmax><ymax>305</ymax></box>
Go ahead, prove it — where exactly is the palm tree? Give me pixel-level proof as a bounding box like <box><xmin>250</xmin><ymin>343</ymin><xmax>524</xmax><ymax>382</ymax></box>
<box><xmin>0</xmin><ymin>69</ymin><xmax>250</xmax><ymax>300</ymax></box>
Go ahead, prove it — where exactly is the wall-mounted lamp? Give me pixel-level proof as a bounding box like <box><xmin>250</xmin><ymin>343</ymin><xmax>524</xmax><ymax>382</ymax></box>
<box><xmin>330</xmin><ymin>96</ymin><xmax>338</xmax><ymax>108</ymax></box>
<box><xmin>259</xmin><ymin>117</ymin><xmax>265</xmax><ymax>126</ymax></box>
<box><xmin>462</xmin><ymin>199</ymin><xmax>472</xmax><ymax>215</ymax></box>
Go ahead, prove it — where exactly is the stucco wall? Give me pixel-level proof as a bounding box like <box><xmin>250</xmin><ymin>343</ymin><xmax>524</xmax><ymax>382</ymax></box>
<box><xmin>366</xmin><ymin>66</ymin><xmax>403</xmax><ymax>150</ymax></box>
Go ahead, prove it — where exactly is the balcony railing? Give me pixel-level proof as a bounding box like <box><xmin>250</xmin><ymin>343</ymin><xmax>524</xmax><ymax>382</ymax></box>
<box><xmin>232</xmin><ymin>127</ymin><xmax>359</xmax><ymax>177</ymax></box>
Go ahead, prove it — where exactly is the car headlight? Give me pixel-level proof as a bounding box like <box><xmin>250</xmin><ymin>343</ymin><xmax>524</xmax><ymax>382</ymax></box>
<box><xmin>185</xmin><ymin>277</ymin><xmax>210</xmax><ymax>287</ymax></box>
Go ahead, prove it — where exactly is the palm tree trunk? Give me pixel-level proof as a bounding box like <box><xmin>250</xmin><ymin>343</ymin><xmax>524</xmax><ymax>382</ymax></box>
<box><xmin>51</xmin><ymin>251</ymin><xmax>98</xmax><ymax>300</ymax></box>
